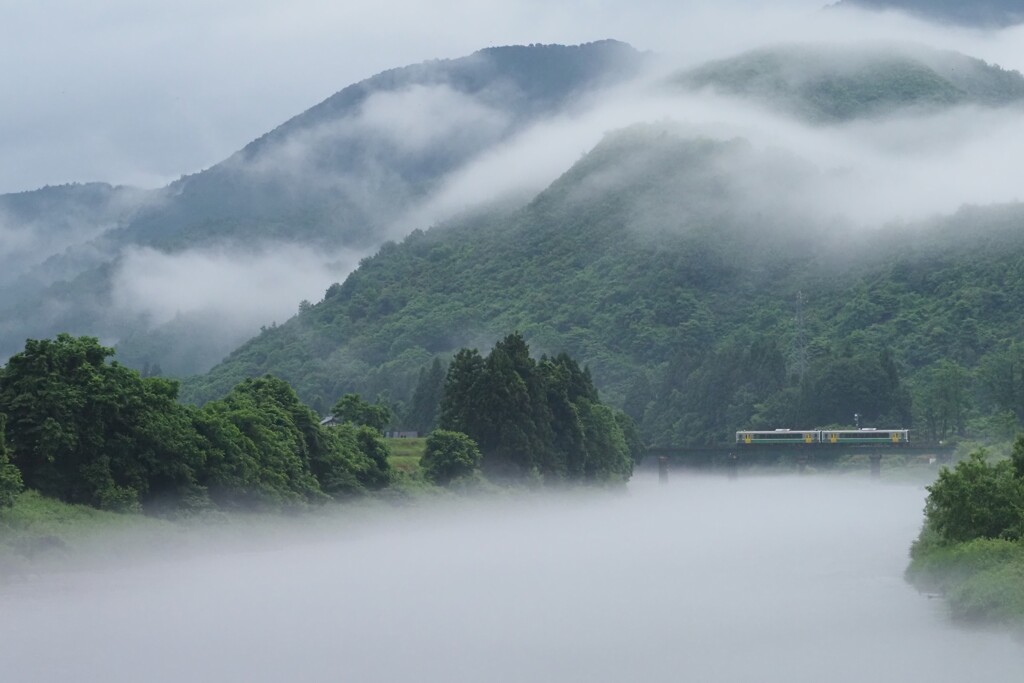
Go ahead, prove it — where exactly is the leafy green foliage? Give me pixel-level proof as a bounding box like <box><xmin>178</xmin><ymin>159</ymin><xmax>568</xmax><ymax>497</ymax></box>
<box><xmin>0</xmin><ymin>335</ymin><xmax>205</xmax><ymax>510</ymax></box>
<box><xmin>198</xmin><ymin>376</ymin><xmax>393</xmax><ymax>505</ymax></box>
<box><xmin>0</xmin><ymin>335</ymin><xmax>393</xmax><ymax>512</ymax></box>
<box><xmin>1011</xmin><ymin>434</ymin><xmax>1024</xmax><ymax>479</ymax></box>
<box><xmin>420</xmin><ymin>430</ymin><xmax>482</xmax><ymax>485</ymax></box>
<box><xmin>331</xmin><ymin>393</ymin><xmax>393</xmax><ymax>431</ymax></box>
<box><xmin>406</xmin><ymin>358</ymin><xmax>447</xmax><ymax>433</ymax></box>
<box><xmin>924</xmin><ymin>450</ymin><xmax>1024</xmax><ymax>543</ymax></box>
<box><xmin>914</xmin><ymin>360</ymin><xmax>969</xmax><ymax>441</ymax></box>
<box><xmin>0</xmin><ymin>414</ymin><xmax>24</xmax><ymax>509</ymax></box>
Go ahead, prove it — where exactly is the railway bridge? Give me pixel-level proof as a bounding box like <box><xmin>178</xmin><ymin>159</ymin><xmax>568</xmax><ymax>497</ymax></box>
<box><xmin>646</xmin><ymin>428</ymin><xmax>954</xmax><ymax>480</ymax></box>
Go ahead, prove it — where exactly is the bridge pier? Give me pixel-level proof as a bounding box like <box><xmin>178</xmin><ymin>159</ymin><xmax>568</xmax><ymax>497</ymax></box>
<box><xmin>658</xmin><ymin>456</ymin><xmax>669</xmax><ymax>484</ymax></box>
<box><xmin>727</xmin><ymin>453</ymin><xmax>738</xmax><ymax>480</ymax></box>
<box><xmin>796</xmin><ymin>454</ymin><xmax>808</xmax><ymax>474</ymax></box>
<box><xmin>869</xmin><ymin>452</ymin><xmax>882</xmax><ymax>479</ymax></box>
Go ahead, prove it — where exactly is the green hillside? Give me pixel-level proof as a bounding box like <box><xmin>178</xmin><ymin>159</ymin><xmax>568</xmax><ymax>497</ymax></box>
<box><xmin>182</xmin><ymin>123</ymin><xmax>1024</xmax><ymax>445</ymax></box>
<box><xmin>677</xmin><ymin>43</ymin><xmax>1024</xmax><ymax>122</ymax></box>
<box><xmin>0</xmin><ymin>41</ymin><xmax>644</xmax><ymax>375</ymax></box>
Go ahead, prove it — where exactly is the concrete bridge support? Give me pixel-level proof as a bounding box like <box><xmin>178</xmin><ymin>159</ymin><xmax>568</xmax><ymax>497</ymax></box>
<box><xmin>869</xmin><ymin>452</ymin><xmax>882</xmax><ymax>479</ymax></box>
<box><xmin>658</xmin><ymin>456</ymin><xmax>669</xmax><ymax>484</ymax></box>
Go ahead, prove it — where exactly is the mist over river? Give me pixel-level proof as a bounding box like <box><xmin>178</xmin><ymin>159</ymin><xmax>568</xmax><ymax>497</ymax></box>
<box><xmin>2</xmin><ymin>474</ymin><xmax>1022</xmax><ymax>682</ymax></box>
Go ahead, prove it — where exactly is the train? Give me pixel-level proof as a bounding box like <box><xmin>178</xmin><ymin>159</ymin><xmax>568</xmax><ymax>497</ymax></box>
<box><xmin>735</xmin><ymin>428</ymin><xmax>909</xmax><ymax>445</ymax></box>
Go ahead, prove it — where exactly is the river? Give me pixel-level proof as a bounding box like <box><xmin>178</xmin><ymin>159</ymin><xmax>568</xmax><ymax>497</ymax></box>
<box><xmin>1</xmin><ymin>473</ymin><xmax>1022</xmax><ymax>681</ymax></box>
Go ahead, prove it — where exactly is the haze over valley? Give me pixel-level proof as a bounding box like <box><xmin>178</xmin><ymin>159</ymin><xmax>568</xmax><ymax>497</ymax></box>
<box><xmin>5</xmin><ymin>3</ymin><xmax>1024</xmax><ymax>678</ymax></box>
<box><xmin>5</xmin><ymin>1</ymin><xmax>1024</xmax><ymax>381</ymax></box>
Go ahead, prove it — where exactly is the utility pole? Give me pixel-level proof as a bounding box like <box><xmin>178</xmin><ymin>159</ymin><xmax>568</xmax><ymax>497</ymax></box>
<box><xmin>792</xmin><ymin>290</ymin><xmax>808</xmax><ymax>379</ymax></box>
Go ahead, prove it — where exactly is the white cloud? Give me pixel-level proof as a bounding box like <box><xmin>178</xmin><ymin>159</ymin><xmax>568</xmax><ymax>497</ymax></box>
<box><xmin>110</xmin><ymin>243</ymin><xmax>364</xmax><ymax>329</ymax></box>
<box><xmin>5</xmin><ymin>0</ymin><xmax>1024</xmax><ymax>194</ymax></box>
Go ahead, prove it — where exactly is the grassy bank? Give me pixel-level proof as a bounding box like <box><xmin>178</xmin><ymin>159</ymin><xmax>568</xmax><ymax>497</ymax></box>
<box><xmin>0</xmin><ymin>490</ymin><xmax>183</xmax><ymax>575</ymax></box>
<box><xmin>907</xmin><ymin>527</ymin><xmax>1024</xmax><ymax>627</ymax></box>
<box><xmin>0</xmin><ymin>438</ymin><xmax>438</xmax><ymax>578</ymax></box>
<box><xmin>902</xmin><ymin>443</ymin><xmax>1024</xmax><ymax>629</ymax></box>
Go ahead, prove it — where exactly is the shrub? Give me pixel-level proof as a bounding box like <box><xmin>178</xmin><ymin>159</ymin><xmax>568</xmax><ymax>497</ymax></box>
<box><xmin>420</xmin><ymin>430</ymin><xmax>482</xmax><ymax>486</ymax></box>
<box><xmin>924</xmin><ymin>450</ymin><xmax>1024</xmax><ymax>543</ymax></box>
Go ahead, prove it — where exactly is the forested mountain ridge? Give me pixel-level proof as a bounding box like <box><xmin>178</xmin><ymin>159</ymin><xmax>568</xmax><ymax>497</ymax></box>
<box><xmin>6</xmin><ymin>40</ymin><xmax>1024</xmax><ymax>390</ymax></box>
<box><xmin>677</xmin><ymin>43</ymin><xmax>1024</xmax><ymax>122</ymax></box>
<box><xmin>0</xmin><ymin>41</ymin><xmax>645</xmax><ymax>375</ymax></box>
<box><xmin>830</xmin><ymin>0</ymin><xmax>1024</xmax><ymax>27</ymax></box>
<box><xmin>182</xmin><ymin>123</ymin><xmax>1024</xmax><ymax>445</ymax></box>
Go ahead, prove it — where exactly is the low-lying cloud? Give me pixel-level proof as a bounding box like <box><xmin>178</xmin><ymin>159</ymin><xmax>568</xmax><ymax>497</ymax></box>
<box><xmin>400</xmin><ymin>68</ymin><xmax>1024</xmax><ymax>236</ymax></box>
<box><xmin>2</xmin><ymin>476</ymin><xmax>1022</xmax><ymax>681</ymax></box>
<box><xmin>6</xmin><ymin>1</ymin><xmax>1024</xmax><ymax>374</ymax></box>
<box><xmin>110</xmin><ymin>243</ymin><xmax>364</xmax><ymax>330</ymax></box>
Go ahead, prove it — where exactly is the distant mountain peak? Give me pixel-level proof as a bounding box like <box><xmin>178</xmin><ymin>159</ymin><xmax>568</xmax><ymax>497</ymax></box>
<box><xmin>676</xmin><ymin>42</ymin><xmax>1024</xmax><ymax>123</ymax></box>
<box><xmin>829</xmin><ymin>0</ymin><xmax>1024</xmax><ymax>28</ymax></box>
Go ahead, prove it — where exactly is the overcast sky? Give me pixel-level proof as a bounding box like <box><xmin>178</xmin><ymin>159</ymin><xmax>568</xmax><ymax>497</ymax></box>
<box><xmin>3</xmin><ymin>0</ymin><xmax>1023</xmax><ymax>195</ymax></box>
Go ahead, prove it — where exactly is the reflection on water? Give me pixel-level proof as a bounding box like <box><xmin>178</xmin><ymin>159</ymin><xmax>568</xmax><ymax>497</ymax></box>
<box><xmin>1</xmin><ymin>475</ymin><xmax>1022</xmax><ymax>682</ymax></box>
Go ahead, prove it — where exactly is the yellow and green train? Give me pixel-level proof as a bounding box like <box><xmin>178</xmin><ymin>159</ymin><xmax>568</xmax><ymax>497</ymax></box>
<box><xmin>736</xmin><ymin>428</ymin><xmax>909</xmax><ymax>445</ymax></box>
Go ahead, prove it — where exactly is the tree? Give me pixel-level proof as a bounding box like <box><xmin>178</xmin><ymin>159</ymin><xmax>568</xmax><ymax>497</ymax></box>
<box><xmin>577</xmin><ymin>400</ymin><xmax>633</xmax><ymax>481</ymax></box>
<box><xmin>197</xmin><ymin>376</ymin><xmax>325</xmax><ymax>507</ymax></box>
<box><xmin>353</xmin><ymin>425</ymin><xmax>394</xmax><ymax>489</ymax></box>
<box><xmin>406</xmin><ymin>358</ymin><xmax>447</xmax><ymax>434</ymax></box>
<box><xmin>978</xmin><ymin>342</ymin><xmax>1024</xmax><ymax>424</ymax></box>
<box><xmin>0</xmin><ymin>414</ymin><xmax>24</xmax><ymax>509</ymax></box>
<box><xmin>1011</xmin><ymin>433</ymin><xmax>1024</xmax><ymax>479</ymax></box>
<box><xmin>421</xmin><ymin>430</ymin><xmax>482</xmax><ymax>485</ymax></box>
<box><xmin>439</xmin><ymin>349</ymin><xmax>485</xmax><ymax>436</ymax></box>
<box><xmin>924</xmin><ymin>450</ymin><xmax>1024</xmax><ymax>543</ymax></box>
<box><xmin>914</xmin><ymin>360</ymin><xmax>969</xmax><ymax>441</ymax></box>
<box><xmin>331</xmin><ymin>393</ymin><xmax>392</xmax><ymax>432</ymax></box>
<box><xmin>796</xmin><ymin>348</ymin><xmax>912</xmax><ymax>427</ymax></box>
<box><xmin>475</xmin><ymin>334</ymin><xmax>547</xmax><ymax>473</ymax></box>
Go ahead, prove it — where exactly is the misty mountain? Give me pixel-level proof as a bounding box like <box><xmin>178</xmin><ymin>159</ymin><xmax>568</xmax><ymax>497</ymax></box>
<box><xmin>112</xmin><ymin>39</ymin><xmax>645</xmax><ymax>251</ymax></box>
<box><xmin>677</xmin><ymin>43</ymin><xmax>1024</xmax><ymax>122</ymax></box>
<box><xmin>0</xmin><ymin>183</ymin><xmax>156</xmax><ymax>291</ymax></box>
<box><xmin>181</xmin><ymin>123</ymin><xmax>1024</xmax><ymax>444</ymax></box>
<box><xmin>0</xmin><ymin>41</ymin><xmax>644</xmax><ymax>375</ymax></box>
<box><xmin>830</xmin><ymin>0</ymin><xmax>1024</xmax><ymax>27</ymax></box>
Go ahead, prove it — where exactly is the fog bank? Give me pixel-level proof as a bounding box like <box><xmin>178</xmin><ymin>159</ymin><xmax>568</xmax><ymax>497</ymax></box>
<box><xmin>1</xmin><ymin>476</ymin><xmax>1021</xmax><ymax>682</ymax></box>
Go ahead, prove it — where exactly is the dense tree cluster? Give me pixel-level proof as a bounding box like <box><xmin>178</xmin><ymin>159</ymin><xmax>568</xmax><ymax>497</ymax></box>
<box><xmin>439</xmin><ymin>333</ymin><xmax>639</xmax><ymax>482</ymax></box>
<box><xmin>0</xmin><ymin>335</ymin><xmax>391</xmax><ymax>512</ymax></box>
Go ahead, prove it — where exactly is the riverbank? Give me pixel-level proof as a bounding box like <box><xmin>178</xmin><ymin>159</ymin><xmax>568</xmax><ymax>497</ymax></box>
<box><xmin>906</xmin><ymin>528</ymin><xmax>1024</xmax><ymax>628</ymax></box>
<box><xmin>0</xmin><ymin>438</ymin><xmax>437</xmax><ymax>578</ymax></box>
<box><xmin>903</xmin><ymin>442</ymin><xmax>1024</xmax><ymax>631</ymax></box>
